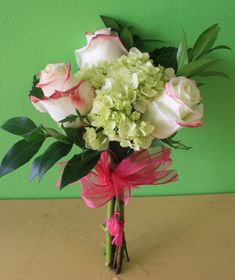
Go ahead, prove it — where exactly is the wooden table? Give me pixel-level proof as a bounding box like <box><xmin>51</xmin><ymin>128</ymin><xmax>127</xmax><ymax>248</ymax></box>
<box><xmin>0</xmin><ymin>194</ymin><xmax>234</xmax><ymax>280</ymax></box>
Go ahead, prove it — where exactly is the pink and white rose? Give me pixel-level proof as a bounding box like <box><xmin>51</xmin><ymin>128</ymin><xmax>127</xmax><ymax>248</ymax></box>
<box><xmin>143</xmin><ymin>77</ymin><xmax>203</xmax><ymax>139</ymax></box>
<box><xmin>75</xmin><ymin>28</ymin><xmax>128</xmax><ymax>68</ymax></box>
<box><xmin>37</xmin><ymin>63</ymin><xmax>78</xmax><ymax>97</ymax></box>
<box><xmin>31</xmin><ymin>63</ymin><xmax>95</xmax><ymax>127</ymax></box>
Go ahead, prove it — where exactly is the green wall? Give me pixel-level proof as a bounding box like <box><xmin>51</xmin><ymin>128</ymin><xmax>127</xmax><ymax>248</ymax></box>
<box><xmin>0</xmin><ymin>0</ymin><xmax>234</xmax><ymax>199</ymax></box>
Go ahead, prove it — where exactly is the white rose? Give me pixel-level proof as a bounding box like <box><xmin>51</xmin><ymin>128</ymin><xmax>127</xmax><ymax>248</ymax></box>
<box><xmin>75</xmin><ymin>28</ymin><xmax>128</xmax><ymax>68</ymax></box>
<box><xmin>143</xmin><ymin>77</ymin><xmax>203</xmax><ymax>139</ymax></box>
<box><xmin>37</xmin><ymin>63</ymin><xmax>78</xmax><ymax>97</ymax></box>
<box><xmin>31</xmin><ymin>64</ymin><xmax>95</xmax><ymax>128</ymax></box>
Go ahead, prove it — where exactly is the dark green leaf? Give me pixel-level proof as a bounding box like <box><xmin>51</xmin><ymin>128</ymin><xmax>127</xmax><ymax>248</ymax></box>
<box><xmin>30</xmin><ymin>141</ymin><xmax>72</xmax><ymax>182</ymax></box>
<box><xmin>43</xmin><ymin>127</ymin><xmax>71</xmax><ymax>144</ymax></box>
<box><xmin>60</xmin><ymin>150</ymin><xmax>101</xmax><ymax>189</ymax></box>
<box><xmin>108</xmin><ymin>141</ymin><xmax>133</xmax><ymax>163</ymax></box>
<box><xmin>150</xmin><ymin>47</ymin><xmax>177</xmax><ymax>70</ymax></box>
<box><xmin>1</xmin><ymin>117</ymin><xmax>37</xmax><ymax>136</ymax></box>
<box><xmin>176</xmin><ymin>31</ymin><xmax>188</xmax><ymax>75</ymax></box>
<box><xmin>29</xmin><ymin>75</ymin><xmax>44</xmax><ymax>98</ymax></box>
<box><xmin>192</xmin><ymin>24</ymin><xmax>220</xmax><ymax>60</ymax></box>
<box><xmin>63</xmin><ymin>127</ymin><xmax>86</xmax><ymax>148</ymax></box>
<box><xmin>59</xmin><ymin>114</ymin><xmax>79</xmax><ymax>124</ymax></box>
<box><xmin>120</xmin><ymin>27</ymin><xmax>133</xmax><ymax>50</ymax></box>
<box><xmin>162</xmin><ymin>136</ymin><xmax>191</xmax><ymax>150</ymax></box>
<box><xmin>204</xmin><ymin>44</ymin><xmax>231</xmax><ymax>54</ymax></box>
<box><xmin>198</xmin><ymin>71</ymin><xmax>230</xmax><ymax>79</ymax></box>
<box><xmin>181</xmin><ymin>59</ymin><xmax>219</xmax><ymax>77</ymax></box>
<box><xmin>24</xmin><ymin>126</ymin><xmax>46</xmax><ymax>142</ymax></box>
<box><xmin>0</xmin><ymin>139</ymin><xmax>44</xmax><ymax>177</ymax></box>
<box><xmin>100</xmin><ymin>15</ymin><xmax>122</xmax><ymax>32</ymax></box>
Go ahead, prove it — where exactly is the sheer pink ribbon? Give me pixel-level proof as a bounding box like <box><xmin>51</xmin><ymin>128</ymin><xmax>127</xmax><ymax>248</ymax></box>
<box><xmin>79</xmin><ymin>146</ymin><xmax>178</xmax><ymax>209</ymax></box>
<box><xmin>106</xmin><ymin>212</ymin><xmax>124</xmax><ymax>247</ymax></box>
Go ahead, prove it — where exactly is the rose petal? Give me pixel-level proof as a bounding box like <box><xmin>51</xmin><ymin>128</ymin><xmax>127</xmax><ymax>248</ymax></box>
<box><xmin>75</xmin><ymin>33</ymin><xmax>127</xmax><ymax>68</ymax></box>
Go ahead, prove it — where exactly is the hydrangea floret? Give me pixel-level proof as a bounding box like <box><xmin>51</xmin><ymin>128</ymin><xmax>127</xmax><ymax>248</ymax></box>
<box><xmin>77</xmin><ymin>48</ymin><xmax>175</xmax><ymax>150</ymax></box>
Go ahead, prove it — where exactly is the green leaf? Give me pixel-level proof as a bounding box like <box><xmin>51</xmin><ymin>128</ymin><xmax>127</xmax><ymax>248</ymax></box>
<box><xmin>0</xmin><ymin>139</ymin><xmax>44</xmax><ymax>177</ymax></box>
<box><xmin>60</xmin><ymin>150</ymin><xmax>101</xmax><ymax>189</ymax></box>
<box><xmin>59</xmin><ymin>114</ymin><xmax>79</xmax><ymax>124</ymax></box>
<box><xmin>30</xmin><ymin>141</ymin><xmax>73</xmax><ymax>182</ymax></box>
<box><xmin>176</xmin><ymin>31</ymin><xmax>188</xmax><ymax>75</ymax></box>
<box><xmin>192</xmin><ymin>24</ymin><xmax>220</xmax><ymax>60</ymax></box>
<box><xmin>180</xmin><ymin>58</ymin><xmax>219</xmax><ymax>77</ymax></box>
<box><xmin>197</xmin><ymin>70</ymin><xmax>230</xmax><ymax>79</ymax></box>
<box><xmin>150</xmin><ymin>47</ymin><xmax>177</xmax><ymax>70</ymax></box>
<box><xmin>162</xmin><ymin>136</ymin><xmax>191</xmax><ymax>150</ymax></box>
<box><xmin>24</xmin><ymin>126</ymin><xmax>46</xmax><ymax>142</ymax></box>
<box><xmin>29</xmin><ymin>75</ymin><xmax>44</xmax><ymax>99</ymax></box>
<box><xmin>63</xmin><ymin>127</ymin><xmax>86</xmax><ymax>148</ymax></box>
<box><xmin>120</xmin><ymin>27</ymin><xmax>133</xmax><ymax>50</ymax></box>
<box><xmin>43</xmin><ymin>127</ymin><xmax>71</xmax><ymax>144</ymax></box>
<box><xmin>100</xmin><ymin>15</ymin><xmax>122</xmax><ymax>32</ymax></box>
<box><xmin>204</xmin><ymin>44</ymin><xmax>231</xmax><ymax>54</ymax></box>
<box><xmin>1</xmin><ymin>117</ymin><xmax>37</xmax><ymax>136</ymax></box>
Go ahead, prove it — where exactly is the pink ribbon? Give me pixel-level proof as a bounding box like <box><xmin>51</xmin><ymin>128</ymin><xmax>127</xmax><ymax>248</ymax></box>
<box><xmin>80</xmin><ymin>146</ymin><xmax>178</xmax><ymax>209</ymax></box>
<box><xmin>106</xmin><ymin>212</ymin><xmax>124</xmax><ymax>247</ymax></box>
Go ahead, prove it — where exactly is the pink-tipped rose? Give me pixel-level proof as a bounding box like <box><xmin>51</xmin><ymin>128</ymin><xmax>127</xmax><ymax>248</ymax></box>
<box><xmin>143</xmin><ymin>77</ymin><xmax>203</xmax><ymax>139</ymax></box>
<box><xmin>31</xmin><ymin>63</ymin><xmax>95</xmax><ymax>127</ymax></box>
<box><xmin>75</xmin><ymin>28</ymin><xmax>128</xmax><ymax>68</ymax></box>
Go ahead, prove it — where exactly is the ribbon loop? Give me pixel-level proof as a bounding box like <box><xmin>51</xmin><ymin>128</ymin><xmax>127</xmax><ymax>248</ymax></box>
<box><xmin>80</xmin><ymin>146</ymin><xmax>178</xmax><ymax>209</ymax></box>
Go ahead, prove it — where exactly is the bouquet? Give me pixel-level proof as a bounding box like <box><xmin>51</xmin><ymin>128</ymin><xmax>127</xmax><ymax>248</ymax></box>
<box><xmin>0</xmin><ymin>16</ymin><xmax>230</xmax><ymax>273</ymax></box>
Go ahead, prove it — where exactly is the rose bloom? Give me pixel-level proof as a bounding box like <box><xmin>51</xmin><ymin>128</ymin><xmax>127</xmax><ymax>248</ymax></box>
<box><xmin>143</xmin><ymin>77</ymin><xmax>203</xmax><ymax>139</ymax></box>
<box><xmin>75</xmin><ymin>28</ymin><xmax>128</xmax><ymax>68</ymax></box>
<box><xmin>31</xmin><ymin>63</ymin><xmax>95</xmax><ymax>127</ymax></box>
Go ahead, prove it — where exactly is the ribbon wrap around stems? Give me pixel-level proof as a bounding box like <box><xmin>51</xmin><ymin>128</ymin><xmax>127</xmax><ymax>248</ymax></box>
<box><xmin>80</xmin><ymin>146</ymin><xmax>178</xmax><ymax>209</ymax></box>
<box><xmin>106</xmin><ymin>212</ymin><xmax>124</xmax><ymax>247</ymax></box>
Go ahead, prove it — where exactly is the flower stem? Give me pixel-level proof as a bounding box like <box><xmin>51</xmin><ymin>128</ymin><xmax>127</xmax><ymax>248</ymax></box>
<box><xmin>105</xmin><ymin>198</ymin><xmax>115</xmax><ymax>266</ymax></box>
<box><xmin>113</xmin><ymin>198</ymin><xmax>125</xmax><ymax>274</ymax></box>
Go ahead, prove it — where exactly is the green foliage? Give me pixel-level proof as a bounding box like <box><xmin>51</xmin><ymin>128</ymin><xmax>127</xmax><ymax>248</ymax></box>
<box><xmin>100</xmin><ymin>15</ymin><xmax>122</xmax><ymax>32</ymax></box>
<box><xmin>30</xmin><ymin>141</ymin><xmax>72</xmax><ymax>182</ymax></box>
<box><xmin>23</xmin><ymin>126</ymin><xmax>45</xmax><ymax>142</ymax></box>
<box><xmin>59</xmin><ymin>114</ymin><xmax>79</xmax><ymax>124</ymax></box>
<box><xmin>205</xmin><ymin>44</ymin><xmax>231</xmax><ymax>54</ymax></box>
<box><xmin>192</xmin><ymin>24</ymin><xmax>220</xmax><ymax>61</ymax></box>
<box><xmin>180</xmin><ymin>59</ymin><xmax>219</xmax><ymax>78</ymax></box>
<box><xmin>42</xmin><ymin>127</ymin><xmax>71</xmax><ymax>144</ymax></box>
<box><xmin>150</xmin><ymin>47</ymin><xmax>177</xmax><ymax>70</ymax></box>
<box><xmin>100</xmin><ymin>15</ymin><xmax>162</xmax><ymax>51</ymax></box>
<box><xmin>162</xmin><ymin>135</ymin><xmax>191</xmax><ymax>150</ymax></box>
<box><xmin>1</xmin><ymin>117</ymin><xmax>37</xmax><ymax>136</ymax></box>
<box><xmin>177</xmin><ymin>24</ymin><xmax>230</xmax><ymax>78</ymax></box>
<box><xmin>0</xmin><ymin>138</ymin><xmax>44</xmax><ymax>177</ymax></box>
<box><xmin>29</xmin><ymin>75</ymin><xmax>44</xmax><ymax>98</ymax></box>
<box><xmin>63</xmin><ymin>127</ymin><xmax>86</xmax><ymax>149</ymax></box>
<box><xmin>120</xmin><ymin>26</ymin><xmax>133</xmax><ymax>50</ymax></box>
<box><xmin>60</xmin><ymin>150</ymin><xmax>101</xmax><ymax>189</ymax></box>
<box><xmin>176</xmin><ymin>31</ymin><xmax>188</xmax><ymax>75</ymax></box>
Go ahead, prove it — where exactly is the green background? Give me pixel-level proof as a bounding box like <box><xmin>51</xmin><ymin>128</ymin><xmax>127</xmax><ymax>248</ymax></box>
<box><xmin>0</xmin><ymin>0</ymin><xmax>234</xmax><ymax>199</ymax></box>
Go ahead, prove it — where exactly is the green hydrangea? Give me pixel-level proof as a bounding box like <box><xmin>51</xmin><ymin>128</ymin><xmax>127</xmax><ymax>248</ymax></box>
<box><xmin>77</xmin><ymin>48</ymin><xmax>174</xmax><ymax>151</ymax></box>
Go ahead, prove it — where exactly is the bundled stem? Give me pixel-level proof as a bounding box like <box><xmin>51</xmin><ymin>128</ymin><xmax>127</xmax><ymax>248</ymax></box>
<box><xmin>105</xmin><ymin>197</ymin><xmax>130</xmax><ymax>274</ymax></box>
<box><xmin>105</xmin><ymin>198</ymin><xmax>115</xmax><ymax>266</ymax></box>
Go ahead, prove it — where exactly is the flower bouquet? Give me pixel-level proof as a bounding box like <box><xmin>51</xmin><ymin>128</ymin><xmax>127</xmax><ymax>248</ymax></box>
<box><xmin>0</xmin><ymin>16</ymin><xmax>230</xmax><ymax>273</ymax></box>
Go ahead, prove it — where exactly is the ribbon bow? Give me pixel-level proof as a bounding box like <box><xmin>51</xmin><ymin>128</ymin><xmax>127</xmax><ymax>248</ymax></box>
<box><xmin>80</xmin><ymin>146</ymin><xmax>178</xmax><ymax>209</ymax></box>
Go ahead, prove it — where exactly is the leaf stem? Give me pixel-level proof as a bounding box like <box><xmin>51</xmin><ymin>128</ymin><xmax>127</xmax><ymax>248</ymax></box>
<box><xmin>105</xmin><ymin>198</ymin><xmax>115</xmax><ymax>266</ymax></box>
